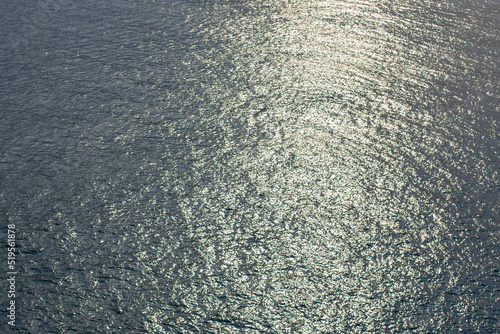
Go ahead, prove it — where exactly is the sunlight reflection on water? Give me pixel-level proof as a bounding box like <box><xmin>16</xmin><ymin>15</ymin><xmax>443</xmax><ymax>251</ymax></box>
<box><xmin>0</xmin><ymin>0</ymin><xmax>498</xmax><ymax>332</ymax></box>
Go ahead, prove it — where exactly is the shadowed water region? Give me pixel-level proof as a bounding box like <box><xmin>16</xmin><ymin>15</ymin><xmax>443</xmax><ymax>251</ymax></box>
<box><xmin>0</xmin><ymin>0</ymin><xmax>499</xmax><ymax>332</ymax></box>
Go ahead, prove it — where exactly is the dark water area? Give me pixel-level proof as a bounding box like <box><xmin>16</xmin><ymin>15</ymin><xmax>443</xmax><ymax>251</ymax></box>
<box><xmin>0</xmin><ymin>0</ymin><xmax>499</xmax><ymax>332</ymax></box>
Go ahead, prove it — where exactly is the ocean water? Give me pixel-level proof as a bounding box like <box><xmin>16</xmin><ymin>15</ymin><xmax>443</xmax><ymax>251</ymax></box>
<box><xmin>0</xmin><ymin>0</ymin><xmax>498</xmax><ymax>332</ymax></box>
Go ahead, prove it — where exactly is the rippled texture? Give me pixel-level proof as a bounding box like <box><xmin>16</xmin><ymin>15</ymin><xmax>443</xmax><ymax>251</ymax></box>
<box><xmin>1</xmin><ymin>0</ymin><xmax>499</xmax><ymax>332</ymax></box>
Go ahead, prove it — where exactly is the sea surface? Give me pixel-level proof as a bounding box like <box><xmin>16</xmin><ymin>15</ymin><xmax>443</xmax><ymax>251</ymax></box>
<box><xmin>0</xmin><ymin>0</ymin><xmax>499</xmax><ymax>332</ymax></box>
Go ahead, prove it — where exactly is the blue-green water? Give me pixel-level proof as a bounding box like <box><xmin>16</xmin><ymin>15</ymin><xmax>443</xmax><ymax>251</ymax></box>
<box><xmin>1</xmin><ymin>0</ymin><xmax>498</xmax><ymax>332</ymax></box>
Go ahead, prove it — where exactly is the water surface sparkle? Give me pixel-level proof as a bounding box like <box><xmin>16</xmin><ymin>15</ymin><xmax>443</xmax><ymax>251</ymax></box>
<box><xmin>0</xmin><ymin>0</ymin><xmax>498</xmax><ymax>332</ymax></box>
